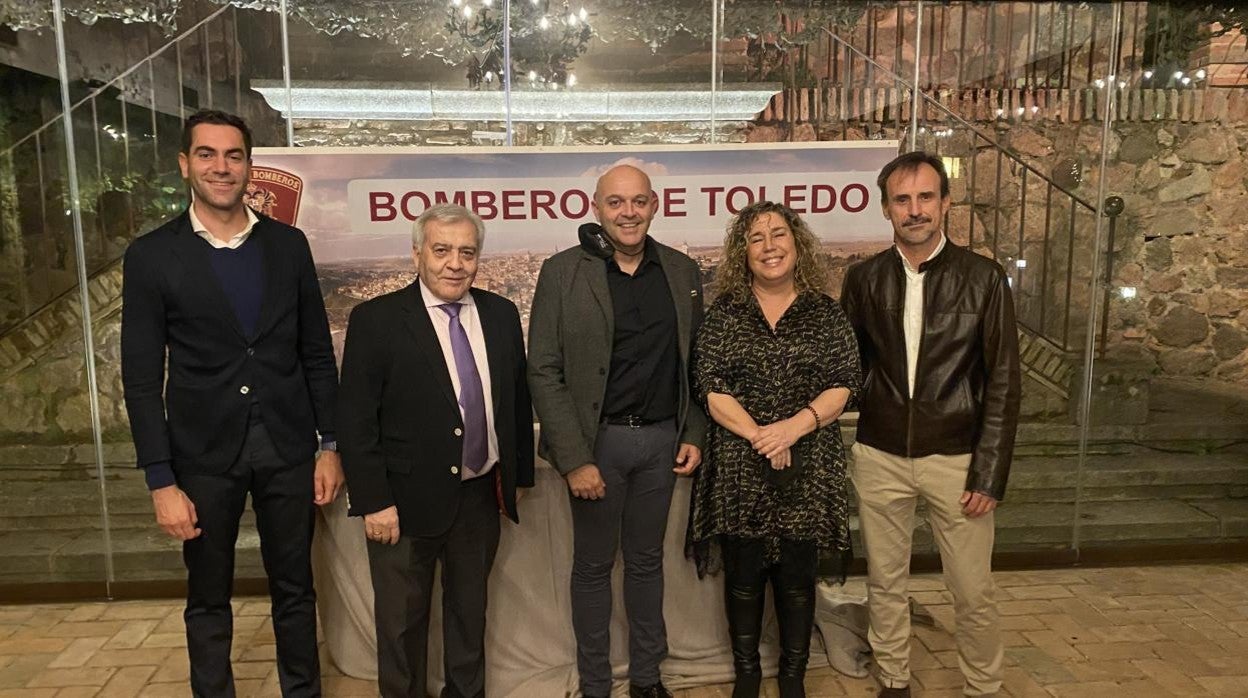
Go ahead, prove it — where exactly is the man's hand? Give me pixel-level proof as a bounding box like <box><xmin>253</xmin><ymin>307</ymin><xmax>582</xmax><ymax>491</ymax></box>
<box><xmin>751</xmin><ymin>417</ymin><xmax>804</xmax><ymax>459</ymax></box>
<box><xmin>566</xmin><ymin>464</ymin><xmax>606</xmax><ymax>500</ymax></box>
<box><xmin>364</xmin><ymin>506</ymin><xmax>401</xmax><ymax>545</ymax></box>
<box><xmin>152</xmin><ymin>485</ymin><xmax>201</xmax><ymax>540</ymax></box>
<box><xmin>768</xmin><ymin>447</ymin><xmax>791</xmax><ymax>471</ymax></box>
<box><xmin>314</xmin><ymin>451</ymin><xmax>344</xmax><ymax>506</ymax></box>
<box><xmin>960</xmin><ymin>491</ymin><xmax>998</xmax><ymax>518</ymax></box>
<box><xmin>673</xmin><ymin>443</ymin><xmax>702</xmax><ymax>476</ymax></box>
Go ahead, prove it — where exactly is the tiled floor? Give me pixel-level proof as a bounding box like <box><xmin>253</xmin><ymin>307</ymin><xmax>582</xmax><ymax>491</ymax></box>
<box><xmin>1</xmin><ymin>563</ymin><xmax>1246</xmax><ymax>697</ymax></box>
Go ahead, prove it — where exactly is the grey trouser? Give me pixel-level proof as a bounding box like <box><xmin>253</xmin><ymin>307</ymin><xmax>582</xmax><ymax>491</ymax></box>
<box><xmin>570</xmin><ymin>419</ymin><xmax>679</xmax><ymax>696</ymax></box>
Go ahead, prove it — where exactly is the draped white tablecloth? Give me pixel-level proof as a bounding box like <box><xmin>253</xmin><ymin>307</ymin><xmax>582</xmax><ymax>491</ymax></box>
<box><xmin>312</xmin><ymin>461</ymin><xmax>884</xmax><ymax>697</ymax></box>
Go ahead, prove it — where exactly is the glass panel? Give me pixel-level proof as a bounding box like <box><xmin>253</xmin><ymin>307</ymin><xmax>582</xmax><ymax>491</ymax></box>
<box><xmin>505</xmin><ymin>0</ymin><xmax>715</xmax><ymax>146</ymax></box>
<box><xmin>896</xmin><ymin>2</ymin><xmax>1117</xmax><ymax>556</ymax></box>
<box><xmin>1085</xmin><ymin>2</ymin><xmax>1248</xmax><ymax>558</ymax></box>
<box><xmin>60</xmin><ymin>2</ymin><xmax>286</xmax><ymax>583</ymax></box>
<box><xmin>909</xmin><ymin>2</ymin><xmax>1124</xmax><ymax>556</ymax></box>
<box><xmin>0</xmin><ymin>3</ymin><xmax>106</xmax><ymax>588</ymax></box>
<box><xmin>281</xmin><ymin>0</ymin><xmax>507</xmax><ymax>147</ymax></box>
<box><xmin>730</xmin><ymin>2</ymin><xmax>915</xmax><ymax>145</ymax></box>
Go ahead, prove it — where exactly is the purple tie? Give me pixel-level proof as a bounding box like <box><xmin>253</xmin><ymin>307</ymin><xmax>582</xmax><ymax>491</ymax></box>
<box><xmin>438</xmin><ymin>303</ymin><xmax>488</xmax><ymax>474</ymax></box>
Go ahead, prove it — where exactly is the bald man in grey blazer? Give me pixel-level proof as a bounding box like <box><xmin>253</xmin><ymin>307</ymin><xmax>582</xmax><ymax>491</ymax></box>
<box><xmin>528</xmin><ymin>165</ymin><xmax>707</xmax><ymax>698</ymax></box>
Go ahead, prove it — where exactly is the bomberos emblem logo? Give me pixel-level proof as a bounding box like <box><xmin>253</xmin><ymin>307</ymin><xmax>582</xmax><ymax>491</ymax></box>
<box><xmin>246</xmin><ymin>166</ymin><xmax>304</xmax><ymax>226</ymax></box>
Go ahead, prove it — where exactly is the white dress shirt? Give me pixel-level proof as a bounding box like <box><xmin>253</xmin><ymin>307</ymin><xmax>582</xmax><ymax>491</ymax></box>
<box><xmin>899</xmin><ymin>234</ymin><xmax>947</xmax><ymax>398</ymax></box>
<box><xmin>189</xmin><ymin>201</ymin><xmax>259</xmax><ymax>249</ymax></box>
<box><xmin>419</xmin><ymin>280</ymin><xmax>499</xmax><ymax>480</ymax></box>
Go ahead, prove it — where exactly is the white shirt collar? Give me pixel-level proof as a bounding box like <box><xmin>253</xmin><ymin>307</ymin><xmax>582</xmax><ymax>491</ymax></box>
<box><xmin>897</xmin><ymin>233</ymin><xmax>947</xmax><ymax>275</ymax></box>
<box><xmin>189</xmin><ymin>201</ymin><xmax>259</xmax><ymax>250</ymax></box>
<box><xmin>418</xmin><ymin>278</ymin><xmax>475</xmax><ymax>309</ymax></box>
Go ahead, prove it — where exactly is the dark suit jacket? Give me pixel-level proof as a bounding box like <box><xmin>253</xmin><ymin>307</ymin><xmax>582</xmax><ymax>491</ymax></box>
<box><xmin>120</xmin><ymin>210</ymin><xmax>337</xmax><ymax>475</ymax></box>
<box><xmin>527</xmin><ymin>238</ymin><xmax>707</xmax><ymax>475</ymax></box>
<box><xmin>337</xmin><ymin>283</ymin><xmax>535</xmax><ymax>535</ymax></box>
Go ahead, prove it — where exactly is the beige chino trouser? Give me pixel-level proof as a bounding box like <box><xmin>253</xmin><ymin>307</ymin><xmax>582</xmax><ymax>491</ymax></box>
<box><xmin>850</xmin><ymin>442</ymin><xmax>1004</xmax><ymax>696</ymax></box>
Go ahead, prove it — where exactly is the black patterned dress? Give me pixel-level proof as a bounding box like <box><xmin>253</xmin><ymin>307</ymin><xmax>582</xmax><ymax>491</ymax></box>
<box><xmin>687</xmin><ymin>291</ymin><xmax>861</xmax><ymax>581</ymax></box>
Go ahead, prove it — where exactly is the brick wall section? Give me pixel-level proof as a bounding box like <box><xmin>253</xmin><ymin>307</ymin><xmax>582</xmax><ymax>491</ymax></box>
<box><xmin>762</xmin><ymin>86</ymin><xmax>1248</xmax><ymax>125</ymax></box>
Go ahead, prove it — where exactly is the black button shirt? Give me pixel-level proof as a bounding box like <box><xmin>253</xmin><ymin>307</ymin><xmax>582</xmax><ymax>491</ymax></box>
<box><xmin>603</xmin><ymin>238</ymin><xmax>680</xmax><ymax>422</ymax></box>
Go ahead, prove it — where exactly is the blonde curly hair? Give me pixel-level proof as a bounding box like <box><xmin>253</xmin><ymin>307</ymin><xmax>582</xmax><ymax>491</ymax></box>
<box><xmin>716</xmin><ymin>201</ymin><xmax>827</xmax><ymax>303</ymax></box>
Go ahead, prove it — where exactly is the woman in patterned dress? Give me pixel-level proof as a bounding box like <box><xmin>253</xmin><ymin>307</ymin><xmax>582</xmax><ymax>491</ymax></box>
<box><xmin>688</xmin><ymin>201</ymin><xmax>861</xmax><ymax>698</ymax></box>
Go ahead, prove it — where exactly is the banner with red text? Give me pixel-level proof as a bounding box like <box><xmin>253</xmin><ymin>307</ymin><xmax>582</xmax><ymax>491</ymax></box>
<box><xmin>252</xmin><ymin>141</ymin><xmax>899</xmax><ymax>346</ymax></box>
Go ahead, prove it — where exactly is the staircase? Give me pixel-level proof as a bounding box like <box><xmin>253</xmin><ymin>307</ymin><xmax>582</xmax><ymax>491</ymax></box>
<box><xmin>0</xmin><ymin>442</ymin><xmax>268</xmax><ymax>583</ymax></box>
<box><xmin>0</xmin><ymin>261</ymin><xmax>123</xmax><ymax>381</ymax></box>
<box><xmin>1018</xmin><ymin>329</ymin><xmax>1076</xmax><ymax>400</ymax></box>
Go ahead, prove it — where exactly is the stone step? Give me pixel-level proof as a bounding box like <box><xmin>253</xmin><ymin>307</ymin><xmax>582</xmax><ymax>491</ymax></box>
<box><xmin>1008</xmin><ymin>452</ymin><xmax>1248</xmax><ymax>488</ymax></box>
<box><xmin>0</xmin><ymin>454</ymin><xmax>1243</xmax><ymax>531</ymax></box>
<box><xmin>1006</xmin><ymin>483</ymin><xmax>1248</xmax><ymax>504</ymax></box>
<box><xmin>994</xmin><ymin>499</ymin><xmax>1238</xmax><ymax>547</ymax></box>
<box><xmin>844</xmin><ymin>498</ymin><xmax>1247</xmax><ymax>554</ymax></box>
<box><xmin>0</xmin><ymin>510</ymin><xmax>260</xmax><ymax>533</ymax></box>
<box><xmin>0</xmin><ymin>478</ymin><xmax>184</xmax><ymax>518</ymax></box>
<box><xmin>2</xmin><ymin>499</ymin><xmax>1243</xmax><ymax>584</ymax></box>
<box><xmin>0</xmin><ymin>525</ymin><xmax>266</xmax><ymax>584</ymax></box>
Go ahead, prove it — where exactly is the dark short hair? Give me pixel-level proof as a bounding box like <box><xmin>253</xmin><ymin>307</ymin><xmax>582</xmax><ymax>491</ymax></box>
<box><xmin>877</xmin><ymin>151</ymin><xmax>949</xmax><ymax>201</ymax></box>
<box><xmin>181</xmin><ymin>109</ymin><xmax>252</xmax><ymax>158</ymax></box>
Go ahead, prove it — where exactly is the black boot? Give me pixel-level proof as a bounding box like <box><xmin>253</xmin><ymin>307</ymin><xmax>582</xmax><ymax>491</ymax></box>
<box><xmin>723</xmin><ymin>538</ymin><xmax>767</xmax><ymax>698</ymax></box>
<box><xmin>771</xmin><ymin>543</ymin><xmax>817</xmax><ymax>698</ymax></box>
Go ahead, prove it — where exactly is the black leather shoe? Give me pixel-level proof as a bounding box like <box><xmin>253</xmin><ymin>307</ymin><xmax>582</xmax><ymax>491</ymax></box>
<box><xmin>878</xmin><ymin>687</ymin><xmax>911</xmax><ymax>697</ymax></box>
<box><xmin>629</xmin><ymin>682</ymin><xmax>673</xmax><ymax>698</ymax></box>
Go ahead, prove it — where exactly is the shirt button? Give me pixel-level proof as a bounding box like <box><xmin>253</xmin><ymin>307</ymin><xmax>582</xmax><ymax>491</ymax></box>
<box><xmin>454</xmin><ymin>427</ymin><xmax>463</xmax><ymax>437</ymax></box>
<box><xmin>239</xmin><ymin>386</ymin><xmax>250</xmax><ymax>395</ymax></box>
<box><xmin>450</xmin><ymin>465</ymin><xmax>460</xmax><ymax>475</ymax></box>
<box><xmin>246</xmin><ymin>348</ymin><xmax>255</xmax><ymax>356</ymax></box>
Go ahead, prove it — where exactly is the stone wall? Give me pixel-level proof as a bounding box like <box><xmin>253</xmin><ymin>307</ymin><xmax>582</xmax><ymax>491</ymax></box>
<box><xmin>293</xmin><ymin>119</ymin><xmax>750</xmax><ymax>148</ymax></box>
<box><xmin>943</xmin><ymin>118</ymin><xmax>1248</xmax><ymax>384</ymax></box>
<box><xmin>0</xmin><ymin>310</ymin><xmax>127</xmax><ymax>445</ymax></box>
<box><xmin>749</xmin><ymin>87</ymin><xmax>1248</xmax><ymax>386</ymax></box>
<box><xmin>1102</xmin><ymin>122</ymin><xmax>1248</xmax><ymax>382</ymax></box>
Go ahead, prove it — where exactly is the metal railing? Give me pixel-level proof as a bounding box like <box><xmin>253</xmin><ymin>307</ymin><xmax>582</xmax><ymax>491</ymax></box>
<box><xmin>0</xmin><ymin>5</ymin><xmax>248</xmax><ymax>336</ymax></box>
<box><xmin>822</xmin><ymin>2</ymin><xmax>1187</xmax><ymax>92</ymax></box>
<box><xmin>821</xmin><ymin>22</ymin><xmax>1111</xmax><ymax>357</ymax></box>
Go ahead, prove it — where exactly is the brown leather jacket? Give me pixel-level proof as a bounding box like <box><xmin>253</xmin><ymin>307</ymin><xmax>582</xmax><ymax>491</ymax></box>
<box><xmin>840</xmin><ymin>242</ymin><xmax>1021</xmax><ymax>500</ymax></box>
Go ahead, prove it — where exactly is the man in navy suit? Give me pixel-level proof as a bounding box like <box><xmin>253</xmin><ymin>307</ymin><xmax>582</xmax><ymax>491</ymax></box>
<box><xmin>338</xmin><ymin>203</ymin><xmax>534</xmax><ymax>698</ymax></box>
<box><xmin>121</xmin><ymin>110</ymin><xmax>342</xmax><ymax>697</ymax></box>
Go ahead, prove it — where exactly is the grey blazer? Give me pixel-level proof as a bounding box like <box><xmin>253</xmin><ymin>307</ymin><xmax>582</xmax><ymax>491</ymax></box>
<box><xmin>527</xmin><ymin>239</ymin><xmax>708</xmax><ymax>475</ymax></box>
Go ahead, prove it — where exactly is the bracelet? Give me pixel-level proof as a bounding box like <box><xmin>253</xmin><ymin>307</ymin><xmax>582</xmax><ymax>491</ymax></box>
<box><xmin>803</xmin><ymin>404</ymin><xmax>822</xmax><ymax>430</ymax></box>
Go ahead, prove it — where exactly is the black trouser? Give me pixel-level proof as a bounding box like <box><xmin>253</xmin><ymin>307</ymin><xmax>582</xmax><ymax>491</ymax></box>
<box><xmin>722</xmin><ymin>537</ymin><xmax>817</xmax><ymax>698</ymax></box>
<box><xmin>178</xmin><ymin>412</ymin><xmax>319</xmax><ymax>698</ymax></box>
<box><xmin>367</xmin><ymin>474</ymin><xmax>501</xmax><ymax>698</ymax></box>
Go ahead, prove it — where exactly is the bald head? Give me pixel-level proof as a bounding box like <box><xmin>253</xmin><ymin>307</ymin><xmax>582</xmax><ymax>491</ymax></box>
<box><xmin>595</xmin><ymin>164</ymin><xmax>652</xmax><ymax>199</ymax></box>
<box><xmin>592</xmin><ymin>164</ymin><xmax>658</xmax><ymax>256</ymax></box>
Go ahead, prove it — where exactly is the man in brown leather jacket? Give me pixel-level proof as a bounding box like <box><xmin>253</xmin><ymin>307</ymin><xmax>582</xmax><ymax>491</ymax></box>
<box><xmin>841</xmin><ymin>151</ymin><xmax>1021</xmax><ymax>698</ymax></box>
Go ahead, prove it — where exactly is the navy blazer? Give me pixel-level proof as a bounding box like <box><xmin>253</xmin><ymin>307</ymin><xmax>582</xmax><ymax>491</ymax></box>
<box><xmin>336</xmin><ymin>283</ymin><xmax>535</xmax><ymax>535</ymax></box>
<box><xmin>121</xmin><ymin>210</ymin><xmax>338</xmax><ymax>475</ymax></box>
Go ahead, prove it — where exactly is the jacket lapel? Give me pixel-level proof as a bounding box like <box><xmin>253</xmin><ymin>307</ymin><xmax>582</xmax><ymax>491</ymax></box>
<box><xmin>400</xmin><ymin>283</ymin><xmax>459</xmax><ymax>411</ymax></box>
<box><xmin>579</xmin><ymin>249</ymin><xmax>615</xmax><ymax>339</ymax></box>
<box><xmin>167</xmin><ymin>210</ymin><xmax>246</xmax><ymax>341</ymax></box>
<box><xmin>472</xmin><ymin>289</ymin><xmax>505</xmax><ymax>412</ymax></box>
<box><xmin>251</xmin><ymin>217</ymin><xmax>284</xmax><ymax>340</ymax></box>
<box><xmin>655</xmin><ymin>243</ymin><xmax>692</xmax><ymax>360</ymax></box>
